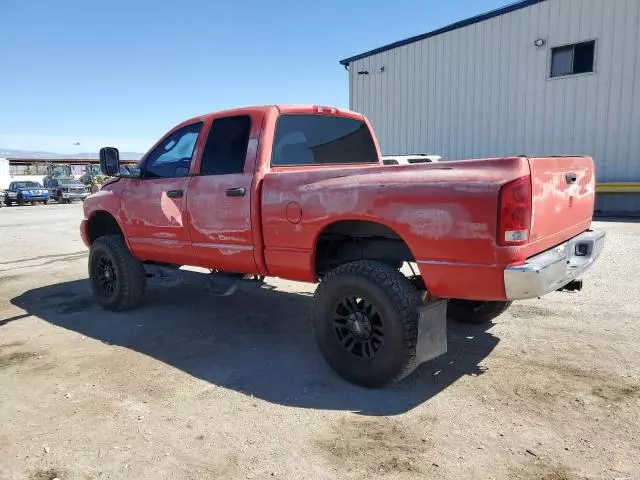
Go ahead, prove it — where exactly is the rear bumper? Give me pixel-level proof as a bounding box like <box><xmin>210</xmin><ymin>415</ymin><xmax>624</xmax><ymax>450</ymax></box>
<box><xmin>504</xmin><ymin>230</ymin><xmax>605</xmax><ymax>300</ymax></box>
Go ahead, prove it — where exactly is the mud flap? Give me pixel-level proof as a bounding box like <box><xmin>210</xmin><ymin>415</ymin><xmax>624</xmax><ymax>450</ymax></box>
<box><xmin>415</xmin><ymin>299</ymin><xmax>448</xmax><ymax>365</ymax></box>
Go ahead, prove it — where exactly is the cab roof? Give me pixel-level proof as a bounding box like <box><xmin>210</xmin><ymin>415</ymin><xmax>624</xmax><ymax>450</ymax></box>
<box><xmin>179</xmin><ymin>105</ymin><xmax>363</xmax><ymax>126</ymax></box>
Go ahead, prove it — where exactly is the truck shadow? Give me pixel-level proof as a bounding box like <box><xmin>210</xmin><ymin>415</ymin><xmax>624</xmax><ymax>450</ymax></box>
<box><xmin>10</xmin><ymin>276</ymin><xmax>499</xmax><ymax>416</ymax></box>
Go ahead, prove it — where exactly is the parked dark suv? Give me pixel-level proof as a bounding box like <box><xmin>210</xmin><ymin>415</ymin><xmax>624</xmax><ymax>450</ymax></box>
<box><xmin>44</xmin><ymin>177</ymin><xmax>90</xmax><ymax>203</ymax></box>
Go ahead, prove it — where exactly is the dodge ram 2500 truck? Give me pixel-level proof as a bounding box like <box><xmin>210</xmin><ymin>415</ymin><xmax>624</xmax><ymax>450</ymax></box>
<box><xmin>81</xmin><ymin>105</ymin><xmax>605</xmax><ymax>387</ymax></box>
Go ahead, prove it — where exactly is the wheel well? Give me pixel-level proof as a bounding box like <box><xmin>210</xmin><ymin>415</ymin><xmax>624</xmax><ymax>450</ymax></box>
<box><xmin>314</xmin><ymin>220</ymin><xmax>415</xmax><ymax>277</ymax></box>
<box><xmin>87</xmin><ymin>211</ymin><xmax>123</xmax><ymax>244</ymax></box>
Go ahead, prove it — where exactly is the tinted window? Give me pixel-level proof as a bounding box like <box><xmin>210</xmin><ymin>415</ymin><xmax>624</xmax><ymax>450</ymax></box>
<box><xmin>551</xmin><ymin>41</ymin><xmax>595</xmax><ymax>78</ymax></box>
<box><xmin>272</xmin><ymin>115</ymin><xmax>378</xmax><ymax>166</ymax></box>
<box><xmin>383</xmin><ymin>159</ymin><xmax>399</xmax><ymax>165</ymax></box>
<box><xmin>573</xmin><ymin>41</ymin><xmax>595</xmax><ymax>74</ymax></box>
<box><xmin>145</xmin><ymin>122</ymin><xmax>202</xmax><ymax>179</ymax></box>
<box><xmin>200</xmin><ymin>116</ymin><xmax>251</xmax><ymax>175</ymax></box>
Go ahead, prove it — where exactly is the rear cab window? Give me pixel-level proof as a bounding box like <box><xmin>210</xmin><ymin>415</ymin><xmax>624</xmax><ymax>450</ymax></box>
<box><xmin>271</xmin><ymin>114</ymin><xmax>378</xmax><ymax>166</ymax></box>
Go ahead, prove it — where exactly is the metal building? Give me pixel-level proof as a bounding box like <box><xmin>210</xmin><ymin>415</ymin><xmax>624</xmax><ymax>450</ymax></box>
<box><xmin>340</xmin><ymin>0</ymin><xmax>640</xmax><ymax>213</ymax></box>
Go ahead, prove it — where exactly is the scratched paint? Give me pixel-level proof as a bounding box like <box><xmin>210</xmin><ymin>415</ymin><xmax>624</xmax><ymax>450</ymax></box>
<box><xmin>528</xmin><ymin>157</ymin><xmax>595</xmax><ymax>244</ymax></box>
<box><xmin>395</xmin><ymin>206</ymin><xmax>454</xmax><ymax>238</ymax></box>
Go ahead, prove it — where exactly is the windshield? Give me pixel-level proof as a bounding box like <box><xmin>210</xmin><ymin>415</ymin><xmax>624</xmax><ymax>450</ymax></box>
<box><xmin>16</xmin><ymin>182</ymin><xmax>41</xmax><ymax>188</ymax></box>
<box><xmin>87</xmin><ymin>165</ymin><xmax>102</xmax><ymax>176</ymax></box>
<box><xmin>59</xmin><ymin>178</ymin><xmax>83</xmax><ymax>185</ymax></box>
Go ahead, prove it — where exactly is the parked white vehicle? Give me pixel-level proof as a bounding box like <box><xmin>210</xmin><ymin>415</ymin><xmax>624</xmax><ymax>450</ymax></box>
<box><xmin>382</xmin><ymin>154</ymin><xmax>441</xmax><ymax>165</ymax></box>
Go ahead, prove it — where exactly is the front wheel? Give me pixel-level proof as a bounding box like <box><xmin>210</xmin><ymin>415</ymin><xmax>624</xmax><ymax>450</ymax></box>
<box><xmin>18</xmin><ymin>198</ymin><xmax>25</xmax><ymax>206</ymax></box>
<box><xmin>43</xmin><ymin>198</ymin><xmax>50</xmax><ymax>205</ymax></box>
<box><xmin>311</xmin><ymin>260</ymin><xmax>422</xmax><ymax>388</ymax></box>
<box><xmin>89</xmin><ymin>235</ymin><xmax>146</xmax><ymax>311</ymax></box>
<box><xmin>447</xmin><ymin>300</ymin><xmax>512</xmax><ymax>324</ymax></box>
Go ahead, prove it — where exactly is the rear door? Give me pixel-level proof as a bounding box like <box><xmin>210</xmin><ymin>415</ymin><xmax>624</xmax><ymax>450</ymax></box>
<box><xmin>186</xmin><ymin>113</ymin><xmax>262</xmax><ymax>274</ymax></box>
<box><xmin>121</xmin><ymin>122</ymin><xmax>203</xmax><ymax>265</ymax></box>
<box><xmin>528</xmin><ymin>156</ymin><xmax>595</xmax><ymax>244</ymax></box>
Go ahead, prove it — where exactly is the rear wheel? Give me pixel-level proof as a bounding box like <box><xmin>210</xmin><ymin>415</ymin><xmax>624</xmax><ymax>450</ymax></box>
<box><xmin>311</xmin><ymin>260</ymin><xmax>421</xmax><ymax>388</ymax></box>
<box><xmin>447</xmin><ymin>300</ymin><xmax>512</xmax><ymax>324</ymax></box>
<box><xmin>43</xmin><ymin>198</ymin><xmax>50</xmax><ymax>205</ymax></box>
<box><xmin>89</xmin><ymin>235</ymin><xmax>146</xmax><ymax>311</ymax></box>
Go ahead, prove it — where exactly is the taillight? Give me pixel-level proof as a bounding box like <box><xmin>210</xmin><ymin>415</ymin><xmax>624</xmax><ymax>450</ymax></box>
<box><xmin>497</xmin><ymin>176</ymin><xmax>532</xmax><ymax>246</ymax></box>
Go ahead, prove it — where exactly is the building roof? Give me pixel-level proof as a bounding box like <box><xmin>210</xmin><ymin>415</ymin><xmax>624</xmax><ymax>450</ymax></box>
<box><xmin>339</xmin><ymin>0</ymin><xmax>547</xmax><ymax>66</ymax></box>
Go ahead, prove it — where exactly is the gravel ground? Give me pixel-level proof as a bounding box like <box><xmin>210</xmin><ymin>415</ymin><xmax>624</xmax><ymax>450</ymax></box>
<box><xmin>0</xmin><ymin>203</ymin><xmax>638</xmax><ymax>480</ymax></box>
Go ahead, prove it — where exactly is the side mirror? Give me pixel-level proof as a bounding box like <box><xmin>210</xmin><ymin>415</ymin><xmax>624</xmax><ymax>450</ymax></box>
<box><xmin>99</xmin><ymin>147</ymin><xmax>120</xmax><ymax>176</ymax></box>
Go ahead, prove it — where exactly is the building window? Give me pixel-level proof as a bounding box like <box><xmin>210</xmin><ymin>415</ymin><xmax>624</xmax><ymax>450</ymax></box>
<box><xmin>550</xmin><ymin>40</ymin><xmax>595</xmax><ymax>78</ymax></box>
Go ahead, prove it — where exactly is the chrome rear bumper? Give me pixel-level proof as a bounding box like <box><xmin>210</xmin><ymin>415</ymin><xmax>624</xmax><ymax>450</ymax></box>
<box><xmin>504</xmin><ymin>230</ymin><xmax>605</xmax><ymax>300</ymax></box>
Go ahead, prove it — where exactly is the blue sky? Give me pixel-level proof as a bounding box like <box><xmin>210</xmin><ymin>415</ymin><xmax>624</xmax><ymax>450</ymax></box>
<box><xmin>1</xmin><ymin>0</ymin><xmax>510</xmax><ymax>154</ymax></box>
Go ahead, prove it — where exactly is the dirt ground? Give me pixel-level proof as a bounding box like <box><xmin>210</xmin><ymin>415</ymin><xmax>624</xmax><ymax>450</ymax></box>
<box><xmin>0</xmin><ymin>203</ymin><xmax>638</xmax><ymax>480</ymax></box>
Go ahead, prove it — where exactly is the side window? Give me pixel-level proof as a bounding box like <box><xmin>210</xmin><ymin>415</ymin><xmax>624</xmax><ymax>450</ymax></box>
<box><xmin>200</xmin><ymin>116</ymin><xmax>251</xmax><ymax>175</ymax></box>
<box><xmin>145</xmin><ymin>122</ymin><xmax>202</xmax><ymax>179</ymax></box>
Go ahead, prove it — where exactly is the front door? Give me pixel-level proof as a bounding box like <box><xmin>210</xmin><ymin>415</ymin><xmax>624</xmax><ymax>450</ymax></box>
<box><xmin>122</xmin><ymin>122</ymin><xmax>203</xmax><ymax>265</ymax></box>
<box><xmin>187</xmin><ymin>114</ymin><xmax>261</xmax><ymax>274</ymax></box>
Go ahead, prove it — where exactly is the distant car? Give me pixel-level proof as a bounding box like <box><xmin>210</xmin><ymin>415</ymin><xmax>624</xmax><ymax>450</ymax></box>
<box><xmin>382</xmin><ymin>154</ymin><xmax>442</xmax><ymax>165</ymax></box>
<box><xmin>4</xmin><ymin>181</ymin><xmax>50</xmax><ymax>206</ymax></box>
<box><xmin>44</xmin><ymin>177</ymin><xmax>89</xmax><ymax>203</ymax></box>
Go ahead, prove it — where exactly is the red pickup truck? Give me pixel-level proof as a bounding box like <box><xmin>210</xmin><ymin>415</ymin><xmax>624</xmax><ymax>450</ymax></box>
<box><xmin>81</xmin><ymin>105</ymin><xmax>604</xmax><ymax>387</ymax></box>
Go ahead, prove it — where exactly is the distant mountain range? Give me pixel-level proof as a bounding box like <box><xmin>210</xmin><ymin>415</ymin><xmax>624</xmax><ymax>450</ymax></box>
<box><xmin>0</xmin><ymin>148</ymin><xmax>143</xmax><ymax>161</ymax></box>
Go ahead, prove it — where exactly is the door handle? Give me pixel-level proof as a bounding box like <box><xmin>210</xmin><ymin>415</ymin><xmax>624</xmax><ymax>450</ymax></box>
<box><xmin>225</xmin><ymin>187</ymin><xmax>246</xmax><ymax>197</ymax></box>
<box><xmin>166</xmin><ymin>189</ymin><xmax>184</xmax><ymax>199</ymax></box>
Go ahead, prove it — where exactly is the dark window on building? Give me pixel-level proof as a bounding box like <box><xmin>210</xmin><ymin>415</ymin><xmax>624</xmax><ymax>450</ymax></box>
<box><xmin>551</xmin><ymin>41</ymin><xmax>595</xmax><ymax>78</ymax></box>
<box><xmin>145</xmin><ymin>122</ymin><xmax>202</xmax><ymax>179</ymax></box>
<box><xmin>272</xmin><ymin>114</ymin><xmax>378</xmax><ymax>166</ymax></box>
<box><xmin>200</xmin><ymin>116</ymin><xmax>251</xmax><ymax>175</ymax></box>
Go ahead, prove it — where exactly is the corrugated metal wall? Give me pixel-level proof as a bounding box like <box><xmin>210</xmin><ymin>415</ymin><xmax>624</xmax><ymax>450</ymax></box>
<box><xmin>348</xmin><ymin>0</ymin><xmax>640</xmax><ymax>212</ymax></box>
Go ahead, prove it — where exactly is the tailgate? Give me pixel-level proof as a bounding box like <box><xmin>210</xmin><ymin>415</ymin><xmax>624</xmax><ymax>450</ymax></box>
<box><xmin>528</xmin><ymin>156</ymin><xmax>595</xmax><ymax>244</ymax></box>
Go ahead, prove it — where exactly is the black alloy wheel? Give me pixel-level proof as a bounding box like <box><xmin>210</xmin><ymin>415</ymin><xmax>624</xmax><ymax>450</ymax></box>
<box><xmin>95</xmin><ymin>254</ymin><xmax>118</xmax><ymax>298</ymax></box>
<box><xmin>332</xmin><ymin>295</ymin><xmax>385</xmax><ymax>360</ymax></box>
